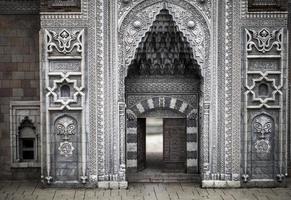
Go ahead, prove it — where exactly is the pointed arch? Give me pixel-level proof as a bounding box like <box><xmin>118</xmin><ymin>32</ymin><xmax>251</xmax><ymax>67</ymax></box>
<box><xmin>118</xmin><ymin>0</ymin><xmax>211</xmax><ymax>79</ymax></box>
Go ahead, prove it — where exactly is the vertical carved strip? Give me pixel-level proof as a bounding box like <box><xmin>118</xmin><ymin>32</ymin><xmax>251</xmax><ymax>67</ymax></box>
<box><xmin>44</xmin><ymin>30</ymin><xmax>52</xmax><ymax>183</ymax></box>
<box><xmin>224</xmin><ymin>0</ymin><xmax>233</xmax><ymax>181</ymax></box>
<box><xmin>202</xmin><ymin>102</ymin><xmax>210</xmax><ymax>180</ymax></box>
<box><xmin>118</xmin><ymin>102</ymin><xmax>126</xmax><ymax>181</ymax></box>
<box><xmin>81</xmin><ymin>31</ymin><xmax>87</xmax><ymax>183</ymax></box>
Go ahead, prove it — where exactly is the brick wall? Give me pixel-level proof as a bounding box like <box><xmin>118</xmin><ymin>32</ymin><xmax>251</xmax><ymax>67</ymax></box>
<box><xmin>0</xmin><ymin>15</ymin><xmax>40</xmax><ymax>180</ymax></box>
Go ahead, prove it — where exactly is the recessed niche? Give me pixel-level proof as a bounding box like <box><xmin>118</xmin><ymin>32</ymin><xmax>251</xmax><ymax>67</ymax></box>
<box><xmin>258</xmin><ymin>83</ymin><xmax>268</xmax><ymax>97</ymax></box>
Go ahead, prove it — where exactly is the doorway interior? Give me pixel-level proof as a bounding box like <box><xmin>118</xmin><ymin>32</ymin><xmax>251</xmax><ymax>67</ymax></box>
<box><xmin>143</xmin><ymin>117</ymin><xmax>187</xmax><ymax>173</ymax></box>
<box><xmin>145</xmin><ymin>118</ymin><xmax>163</xmax><ymax>173</ymax></box>
<box><xmin>127</xmin><ymin>115</ymin><xmax>199</xmax><ymax>182</ymax></box>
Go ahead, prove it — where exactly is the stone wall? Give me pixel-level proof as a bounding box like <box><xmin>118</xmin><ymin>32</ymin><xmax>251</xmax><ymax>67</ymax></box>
<box><xmin>0</xmin><ymin>15</ymin><xmax>40</xmax><ymax>180</ymax></box>
<box><xmin>288</xmin><ymin>1</ymin><xmax>291</xmax><ymax>175</ymax></box>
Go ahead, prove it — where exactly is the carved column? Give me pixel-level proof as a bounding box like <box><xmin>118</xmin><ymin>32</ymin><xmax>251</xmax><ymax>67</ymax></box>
<box><xmin>97</xmin><ymin>0</ymin><xmax>128</xmax><ymax>188</ymax></box>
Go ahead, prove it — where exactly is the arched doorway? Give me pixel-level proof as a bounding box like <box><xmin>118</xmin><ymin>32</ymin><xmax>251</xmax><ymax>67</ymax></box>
<box><xmin>125</xmin><ymin>9</ymin><xmax>201</xmax><ymax>182</ymax></box>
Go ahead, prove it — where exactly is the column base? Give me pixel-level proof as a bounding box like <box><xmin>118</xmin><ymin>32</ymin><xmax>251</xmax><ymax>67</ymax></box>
<box><xmin>202</xmin><ymin>180</ymin><xmax>240</xmax><ymax>188</ymax></box>
<box><xmin>98</xmin><ymin>181</ymin><xmax>128</xmax><ymax>189</ymax></box>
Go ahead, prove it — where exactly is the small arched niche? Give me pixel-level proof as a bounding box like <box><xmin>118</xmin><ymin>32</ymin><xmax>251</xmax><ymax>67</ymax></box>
<box><xmin>60</xmin><ymin>84</ymin><xmax>71</xmax><ymax>98</ymax></box>
<box><xmin>258</xmin><ymin>83</ymin><xmax>269</xmax><ymax>97</ymax></box>
<box><xmin>18</xmin><ymin>116</ymin><xmax>37</xmax><ymax>161</ymax></box>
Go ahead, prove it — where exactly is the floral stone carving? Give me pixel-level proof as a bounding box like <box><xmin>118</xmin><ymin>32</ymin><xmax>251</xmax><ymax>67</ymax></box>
<box><xmin>46</xmin><ymin>29</ymin><xmax>83</xmax><ymax>55</ymax></box>
<box><xmin>58</xmin><ymin>141</ymin><xmax>75</xmax><ymax>157</ymax></box>
<box><xmin>246</xmin><ymin>28</ymin><xmax>282</xmax><ymax>53</ymax></box>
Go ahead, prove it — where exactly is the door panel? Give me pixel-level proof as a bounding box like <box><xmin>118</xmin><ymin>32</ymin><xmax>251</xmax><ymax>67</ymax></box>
<box><xmin>137</xmin><ymin>118</ymin><xmax>146</xmax><ymax>171</ymax></box>
<box><xmin>163</xmin><ymin>118</ymin><xmax>186</xmax><ymax>172</ymax></box>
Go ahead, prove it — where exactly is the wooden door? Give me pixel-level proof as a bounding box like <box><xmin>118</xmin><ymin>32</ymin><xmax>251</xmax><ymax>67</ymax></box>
<box><xmin>137</xmin><ymin>118</ymin><xmax>146</xmax><ymax>171</ymax></box>
<box><xmin>163</xmin><ymin>118</ymin><xmax>186</xmax><ymax>172</ymax></box>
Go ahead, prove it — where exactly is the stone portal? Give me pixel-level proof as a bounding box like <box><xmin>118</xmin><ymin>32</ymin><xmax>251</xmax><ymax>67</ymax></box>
<box><xmin>125</xmin><ymin>9</ymin><xmax>201</xmax><ymax>182</ymax></box>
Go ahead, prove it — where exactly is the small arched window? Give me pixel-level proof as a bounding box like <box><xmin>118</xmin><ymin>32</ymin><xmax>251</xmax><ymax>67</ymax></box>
<box><xmin>18</xmin><ymin>116</ymin><xmax>36</xmax><ymax>161</ymax></box>
<box><xmin>60</xmin><ymin>85</ymin><xmax>70</xmax><ymax>97</ymax></box>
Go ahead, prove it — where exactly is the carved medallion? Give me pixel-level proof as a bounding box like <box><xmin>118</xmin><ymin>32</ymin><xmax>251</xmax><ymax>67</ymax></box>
<box><xmin>254</xmin><ymin>140</ymin><xmax>270</xmax><ymax>153</ymax></box>
<box><xmin>58</xmin><ymin>141</ymin><xmax>75</xmax><ymax>157</ymax></box>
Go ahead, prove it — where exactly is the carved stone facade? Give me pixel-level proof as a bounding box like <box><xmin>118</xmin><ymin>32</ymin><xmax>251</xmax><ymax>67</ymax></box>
<box><xmin>0</xmin><ymin>0</ymin><xmax>289</xmax><ymax>188</ymax></box>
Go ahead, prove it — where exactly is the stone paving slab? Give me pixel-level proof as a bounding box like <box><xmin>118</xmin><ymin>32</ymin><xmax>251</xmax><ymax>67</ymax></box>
<box><xmin>0</xmin><ymin>181</ymin><xmax>291</xmax><ymax>200</ymax></box>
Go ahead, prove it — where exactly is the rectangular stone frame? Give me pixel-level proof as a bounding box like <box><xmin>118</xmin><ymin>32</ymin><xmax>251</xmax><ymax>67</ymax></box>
<box><xmin>10</xmin><ymin>101</ymin><xmax>41</xmax><ymax>168</ymax></box>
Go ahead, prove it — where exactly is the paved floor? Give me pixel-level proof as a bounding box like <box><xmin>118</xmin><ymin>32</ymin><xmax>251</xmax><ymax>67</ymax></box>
<box><xmin>1</xmin><ymin>181</ymin><xmax>291</xmax><ymax>200</ymax></box>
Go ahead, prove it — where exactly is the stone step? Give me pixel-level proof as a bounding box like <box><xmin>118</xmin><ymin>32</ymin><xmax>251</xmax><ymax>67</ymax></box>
<box><xmin>127</xmin><ymin>173</ymin><xmax>200</xmax><ymax>183</ymax></box>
